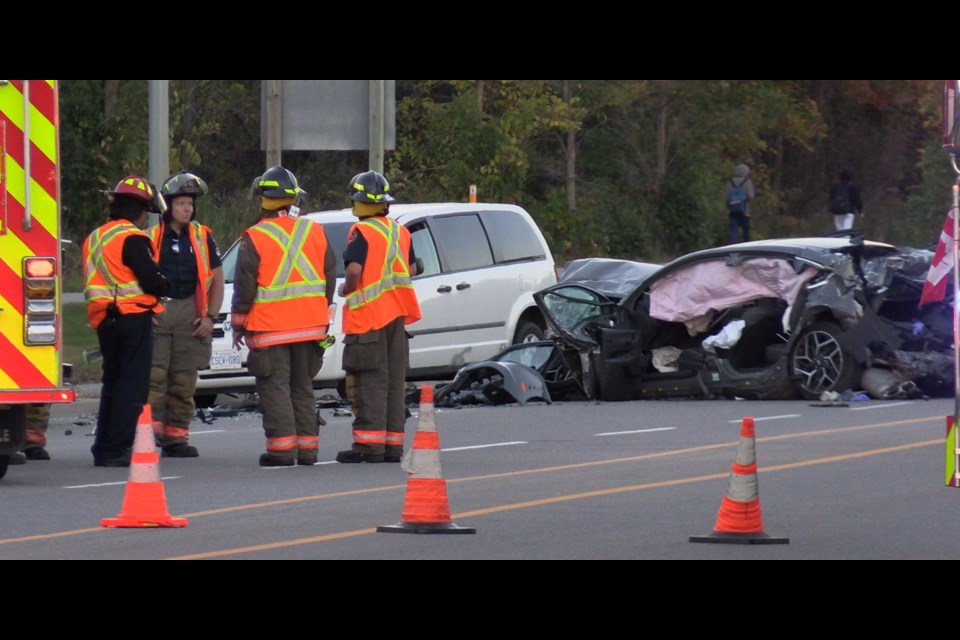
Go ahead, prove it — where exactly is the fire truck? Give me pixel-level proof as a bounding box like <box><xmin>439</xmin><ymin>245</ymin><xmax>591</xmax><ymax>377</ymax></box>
<box><xmin>0</xmin><ymin>80</ymin><xmax>76</xmax><ymax>479</ymax></box>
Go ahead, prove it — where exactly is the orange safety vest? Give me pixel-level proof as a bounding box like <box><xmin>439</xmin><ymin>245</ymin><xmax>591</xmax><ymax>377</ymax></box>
<box><xmin>147</xmin><ymin>220</ymin><xmax>216</xmax><ymax>317</ymax></box>
<box><xmin>82</xmin><ymin>220</ymin><xmax>163</xmax><ymax>330</ymax></box>
<box><xmin>239</xmin><ymin>216</ymin><xmax>330</xmax><ymax>349</ymax></box>
<box><xmin>342</xmin><ymin>216</ymin><xmax>421</xmax><ymax>335</ymax></box>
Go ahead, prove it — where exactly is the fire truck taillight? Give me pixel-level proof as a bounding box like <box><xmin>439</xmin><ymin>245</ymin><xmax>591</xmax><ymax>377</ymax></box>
<box><xmin>23</xmin><ymin>257</ymin><xmax>58</xmax><ymax>345</ymax></box>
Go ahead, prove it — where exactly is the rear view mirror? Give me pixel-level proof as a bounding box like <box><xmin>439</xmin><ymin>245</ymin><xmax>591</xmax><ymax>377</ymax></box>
<box><xmin>944</xmin><ymin>80</ymin><xmax>960</xmax><ymax>154</ymax></box>
<box><xmin>415</xmin><ymin>257</ymin><xmax>424</xmax><ymax>276</ymax></box>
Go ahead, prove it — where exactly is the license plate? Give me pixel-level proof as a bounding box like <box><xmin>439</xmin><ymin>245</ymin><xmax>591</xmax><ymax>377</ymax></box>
<box><xmin>210</xmin><ymin>350</ymin><xmax>242</xmax><ymax>371</ymax></box>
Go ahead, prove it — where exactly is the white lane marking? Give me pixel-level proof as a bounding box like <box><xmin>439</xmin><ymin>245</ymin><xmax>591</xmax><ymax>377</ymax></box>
<box><xmin>848</xmin><ymin>401</ymin><xmax>914</xmax><ymax>411</ymax></box>
<box><xmin>65</xmin><ymin>476</ymin><xmax>182</xmax><ymax>489</ymax></box>
<box><xmin>728</xmin><ymin>414</ymin><xmax>801</xmax><ymax>423</ymax></box>
<box><xmin>443</xmin><ymin>442</ymin><xmax>527</xmax><ymax>452</ymax></box>
<box><xmin>190</xmin><ymin>429</ymin><xmax>225</xmax><ymax>435</ymax></box>
<box><xmin>595</xmin><ymin>427</ymin><xmax>676</xmax><ymax>437</ymax></box>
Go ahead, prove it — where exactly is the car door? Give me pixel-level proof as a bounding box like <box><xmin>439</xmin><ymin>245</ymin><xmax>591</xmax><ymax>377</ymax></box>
<box><xmin>425</xmin><ymin>213</ymin><xmax>510</xmax><ymax>363</ymax></box>
<box><xmin>406</xmin><ymin>221</ymin><xmax>457</xmax><ymax>370</ymax></box>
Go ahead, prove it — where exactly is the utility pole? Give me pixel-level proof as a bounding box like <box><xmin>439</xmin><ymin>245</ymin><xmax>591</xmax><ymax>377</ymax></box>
<box><xmin>265</xmin><ymin>80</ymin><xmax>283</xmax><ymax>168</ymax></box>
<box><xmin>148</xmin><ymin>80</ymin><xmax>169</xmax><ymax>228</ymax></box>
<box><xmin>369</xmin><ymin>80</ymin><xmax>384</xmax><ymax>173</ymax></box>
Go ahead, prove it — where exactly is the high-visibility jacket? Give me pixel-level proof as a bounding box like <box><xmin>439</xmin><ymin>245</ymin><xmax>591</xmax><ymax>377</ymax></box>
<box><xmin>236</xmin><ymin>216</ymin><xmax>330</xmax><ymax>349</ymax></box>
<box><xmin>343</xmin><ymin>216</ymin><xmax>421</xmax><ymax>334</ymax></box>
<box><xmin>82</xmin><ymin>220</ymin><xmax>163</xmax><ymax>330</ymax></box>
<box><xmin>147</xmin><ymin>220</ymin><xmax>216</xmax><ymax>317</ymax></box>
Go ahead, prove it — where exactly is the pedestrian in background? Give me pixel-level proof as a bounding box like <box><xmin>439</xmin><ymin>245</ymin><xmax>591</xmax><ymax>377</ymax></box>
<box><xmin>146</xmin><ymin>171</ymin><xmax>224</xmax><ymax>458</ymax></box>
<box><xmin>828</xmin><ymin>169</ymin><xmax>863</xmax><ymax>231</ymax></box>
<box><xmin>82</xmin><ymin>176</ymin><xmax>170</xmax><ymax>467</ymax></box>
<box><xmin>336</xmin><ymin>170</ymin><xmax>422</xmax><ymax>464</ymax></box>
<box><xmin>725</xmin><ymin>163</ymin><xmax>756</xmax><ymax>244</ymax></box>
<box><xmin>231</xmin><ymin>166</ymin><xmax>337</xmax><ymax>467</ymax></box>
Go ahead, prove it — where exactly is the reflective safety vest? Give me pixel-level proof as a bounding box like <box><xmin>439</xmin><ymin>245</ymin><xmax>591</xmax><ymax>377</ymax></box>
<box><xmin>342</xmin><ymin>216</ymin><xmax>421</xmax><ymax>334</ymax></box>
<box><xmin>147</xmin><ymin>220</ymin><xmax>216</xmax><ymax>317</ymax></box>
<box><xmin>240</xmin><ymin>216</ymin><xmax>330</xmax><ymax>349</ymax></box>
<box><xmin>82</xmin><ymin>220</ymin><xmax>163</xmax><ymax>330</ymax></box>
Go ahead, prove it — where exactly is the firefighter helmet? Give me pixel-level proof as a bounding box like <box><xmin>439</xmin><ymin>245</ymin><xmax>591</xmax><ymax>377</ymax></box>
<box><xmin>252</xmin><ymin>166</ymin><xmax>305</xmax><ymax>199</ymax></box>
<box><xmin>348</xmin><ymin>170</ymin><xmax>394</xmax><ymax>203</ymax></box>
<box><xmin>103</xmin><ymin>175</ymin><xmax>166</xmax><ymax>214</ymax></box>
<box><xmin>161</xmin><ymin>171</ymin><xmax>208</xmax><ymax>201</ymax></box>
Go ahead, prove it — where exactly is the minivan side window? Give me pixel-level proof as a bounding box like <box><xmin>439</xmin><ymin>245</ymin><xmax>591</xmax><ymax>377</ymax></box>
<box><xmin>408</xmin><ymin>222</ymin><xmax>441</xmax><ymax>277</ymax></box>
<box><xmin>479</xmin><ymin>210</ymin><xmax>546</xmax><ymax>264</ymax></box>
<box><xmin>428</xmin><ymin>214</ymin><xmax>494</xmax><ymax>273</ymax></box>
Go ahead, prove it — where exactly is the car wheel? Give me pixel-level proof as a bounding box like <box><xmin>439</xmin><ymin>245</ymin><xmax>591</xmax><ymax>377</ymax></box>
<box><xmin>194</xmin><ymin>393</ymin><xmax>218</xmax><ymax>409</ymax></box>
<box><xmin>790</xmin><ymin>321</ymin><xmax>861</xmax><ymax>400</ymax></box>
<box><xmin>513</xmin><ymin>320</ymin><xmax>545</xmax><ymax>344</ymax></box>
<box><xmin>0</xmin><ymin>455</ymin><xmax>8</xmax><ymax>480</ymax></box>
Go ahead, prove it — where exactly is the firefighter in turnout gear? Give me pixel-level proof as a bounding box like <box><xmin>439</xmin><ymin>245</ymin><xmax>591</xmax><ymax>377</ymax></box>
<box><xmin>231</xmin><ymin>166</ymin><xmax>337</xmax><ymax>466</ymax></box>
<box><xmin>336</xmin><ymin>171</ymin><xmax>421</xmax><ymax>464</ymax></box>
<box><xmin>83</xmin><ymin>176</ymin><xmax>170</xmax><ymax>467</ymax></box>
<box><xmin>146</xmin><ymin>171</ymin><xmax>224</xmax><ymax>458</ymax></box>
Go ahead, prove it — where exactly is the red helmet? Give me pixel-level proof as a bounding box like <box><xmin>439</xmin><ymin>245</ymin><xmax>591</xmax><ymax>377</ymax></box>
<box><xmin>103</xmin><ymin>176</ymin><xmax>166</xmax><ymax>213</ymax></box>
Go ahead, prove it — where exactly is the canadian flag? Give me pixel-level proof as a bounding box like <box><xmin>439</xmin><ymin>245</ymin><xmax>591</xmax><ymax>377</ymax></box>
<box><xmin>919</xmin><ymin>205</ymin><xmax>958</xmax><ymax>307</ymax></box>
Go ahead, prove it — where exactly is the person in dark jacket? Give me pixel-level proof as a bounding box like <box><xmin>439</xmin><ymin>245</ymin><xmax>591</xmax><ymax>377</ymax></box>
<box><xmin>82</xmin><ymin>176</ymin><xmax>170</xmax><ymax>467</ymax></box>
<box><xmin>828</xmin><ymin>170</ymin><xmax>864</xmax><ymax>231</ymax></box>
<box><xmin>725</xmin><ymin>163</ymin><xmax>756</xmax><ymax>244</ymax></box>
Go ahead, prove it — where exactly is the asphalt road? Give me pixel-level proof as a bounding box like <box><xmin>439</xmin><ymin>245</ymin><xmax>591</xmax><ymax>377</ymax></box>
<box><xmin>2</xmin><ymin>391</ymin><xmax>957</xmax><ymax>560</ymax></box>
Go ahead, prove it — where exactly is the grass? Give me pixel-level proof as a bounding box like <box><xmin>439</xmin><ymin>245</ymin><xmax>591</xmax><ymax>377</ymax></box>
<box><xmin>62</xmin><ymin>302</ymin><xmax>100</xmax><ymax>383</ymax></box>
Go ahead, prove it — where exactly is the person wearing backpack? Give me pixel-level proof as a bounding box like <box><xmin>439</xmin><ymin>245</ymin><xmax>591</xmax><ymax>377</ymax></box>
<box><xmin>828</xmin><ymin>169</ymin><xmax>863</xmax><ymax>231</ymax></box>
<box><xmin>725</xmin><ymin>163</ymin><xmax>755</xmax><ymax>244</ymax></box>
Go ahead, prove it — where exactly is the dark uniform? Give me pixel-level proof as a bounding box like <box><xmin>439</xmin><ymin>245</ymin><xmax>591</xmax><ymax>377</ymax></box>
<box><xmin>83</xmin><ymin>176</ymin><xmax>169</xmax><ymax>467</ymax></box>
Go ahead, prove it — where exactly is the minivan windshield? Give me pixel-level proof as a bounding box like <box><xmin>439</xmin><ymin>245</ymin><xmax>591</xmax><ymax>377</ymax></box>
<box><xmin>221</xmin><ymin>220</ymin><xmax>355</xmax><ymax>283</ymax></box>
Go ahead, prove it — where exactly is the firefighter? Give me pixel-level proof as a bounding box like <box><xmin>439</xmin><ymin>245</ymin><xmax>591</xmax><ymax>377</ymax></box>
<box><xmin>22</xmin><ymin>403</ymin><xmax>52</xmax><ymax>460</ymax></box>
<box><xmin>83</xmin><ymin>176</ymin><xmax>170</xmax><ymax>467</ymax></box>
<box><xmin>336</xmin><ymin>171</ymin><xmax>422</xmax><ymax>464</ymax></box>
<box><xmin>146</xmin><ymin>171</ymin><xmax>224</xmax><ymax>458</ymax></box>
<box><xmin>231</xmin><ymin>166</ymin><xmax>337</xmax><ymax>466</ymax></box>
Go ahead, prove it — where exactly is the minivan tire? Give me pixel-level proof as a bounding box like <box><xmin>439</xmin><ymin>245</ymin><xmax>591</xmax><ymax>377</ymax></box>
<box><xmin>514</xmin><ymin>320</ymin><xmax>545</xmax><ymax>344</ymax></box>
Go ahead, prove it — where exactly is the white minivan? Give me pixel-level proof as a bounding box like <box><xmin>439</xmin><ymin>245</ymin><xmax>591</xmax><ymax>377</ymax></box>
<box><xmin>194</xmin><ymin>202</ymin><xmax>557</xmax><ymax>405</ymax></box>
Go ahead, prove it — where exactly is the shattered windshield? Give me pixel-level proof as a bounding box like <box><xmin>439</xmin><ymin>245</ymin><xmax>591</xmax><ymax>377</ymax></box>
<box><xmin>540</xmin><ymin>286</ymin><xmax>611</xmax><ymax>333</ymax></box>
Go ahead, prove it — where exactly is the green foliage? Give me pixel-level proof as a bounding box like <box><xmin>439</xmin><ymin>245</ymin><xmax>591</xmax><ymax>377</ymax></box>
<box><xmin>57</xmin><ymin>79</ymin><xmax>953</xmax><ymax>271</ymax></box>
<box><xmin>61</xmin><ymin>303</ymin><xmax>100</xmax><ymax>383</ymax></box>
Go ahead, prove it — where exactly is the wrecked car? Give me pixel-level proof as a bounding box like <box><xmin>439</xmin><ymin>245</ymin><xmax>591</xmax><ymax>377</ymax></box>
<box><xmin>530</xmin><ymin>235</ymin><xmax>953</xmax><ymax>401</ymax></box>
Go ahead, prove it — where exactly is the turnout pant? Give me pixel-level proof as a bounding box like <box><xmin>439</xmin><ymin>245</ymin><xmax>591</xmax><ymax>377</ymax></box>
<box><xmin>148</xmin><ymin>296</ymin><xmax>212</xmax><ymax>446</ymax></box>
<box><xmin>249</xmin><ymin>340</ymin><xmax>323</xmax><ymax>462</ymax></box>
<box><xmin>25</xmin><ymin>403</ymin><xmax>51</xmax><ymax>447</ymax></box>
<box><xmin>343</xmin><ymin>317</ymin><xmax>409</xmax><ymax>457</ymax></box>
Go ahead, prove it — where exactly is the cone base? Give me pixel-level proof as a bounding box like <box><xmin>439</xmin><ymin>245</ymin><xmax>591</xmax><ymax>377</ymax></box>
<box><xmin>376</xmin><ymin>521</ymin><xmax>476</xmax><ymax>535</ymax></box>
<box><xmin>689</xmin><ymin>531</ymin><xmax>789</xmax><ymax>545</ymax></box>
<box><xmin>101</xmin><ymin>516</ymin><xmax>188</xmax><ymax>528</ymax></box>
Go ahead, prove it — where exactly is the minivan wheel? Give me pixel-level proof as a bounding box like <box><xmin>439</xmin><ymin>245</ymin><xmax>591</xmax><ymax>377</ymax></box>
<box><xmin>513</xmin><ymin>320</ymin><xmax>545</xmax><ymax>344</ymax></box>
<box><xmin>790</xmin><ymin>321</ymin><xmax>861</xmax><ymax>400</ymax></box>
<box><xmin>0</xmin><ymin>455</ymin><xmax>8</xmax><ymax>480</ymax></box>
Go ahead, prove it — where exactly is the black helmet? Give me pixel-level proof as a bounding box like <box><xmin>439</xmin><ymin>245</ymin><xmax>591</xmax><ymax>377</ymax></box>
<box><xmin>348</xmin><ymin>170</ymin><xmax>394</xmax><ymax>203</ymax></box>
<box><xmin>253</xmin><ymin>166</ymin><xmax>305</xmax><ymax>199</ymax></box>
<box><xmin>161</xmin><ymin>171</ymin><xmax>208</xmax><ymax>201</ymax></box>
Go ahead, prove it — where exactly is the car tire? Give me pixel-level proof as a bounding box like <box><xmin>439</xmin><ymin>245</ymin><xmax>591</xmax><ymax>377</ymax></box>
<box><xmin>194</xmin><ymin>393</ymin><xmax>218</xmax><ymax>409</ymax></box>
<box><xmin>790</xmin><ymin>321</ymin><xmax>861</xmax><ymax>400</ymax></box>
<box><xmin>0</xmin><ymin>455</ymin><xmax>8</xmax><ymax>480</ymax></box>
<box><xmin>513</xmin><ymin>320</ymin><xmax>545</xmax><ymax>344</ymax></box>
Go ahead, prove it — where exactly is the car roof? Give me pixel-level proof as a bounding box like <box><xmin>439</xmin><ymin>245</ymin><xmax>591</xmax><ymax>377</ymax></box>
<box><xmin>302</xmin><ymin>202</ymin><xmax>531</xmax><ymax>225</ymax></box>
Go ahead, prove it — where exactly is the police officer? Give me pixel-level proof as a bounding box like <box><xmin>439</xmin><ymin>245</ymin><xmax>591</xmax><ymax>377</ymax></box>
<box><xmin>336</xmin><ymin>171</ymin><xmax>421</xmax><ymax>464</ymax></box>
<box><xmin>146</xmin><ymin>171</ymin><xmax>224</xmax><ymax>458</ymax></box>
<box><xmin>82</xmin><ymin>176</ymin><xmax>170</xmax><ymax>467</ymax></box>
<box><xmin>231</xmin><ymin>166</ymin><xmax>337</xmax><ymax>466</ymax></box>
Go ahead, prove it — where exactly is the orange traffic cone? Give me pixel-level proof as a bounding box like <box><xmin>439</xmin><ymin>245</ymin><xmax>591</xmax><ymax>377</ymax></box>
<box><xmin>101</xmin><ymin>404</ymin><xmax>188</xmax><ymax>528</ymax></box>
<box><xmin>689</xmin><ymin>416</ymin><xmax>788</xmax><ymax>545</ymax></box>
<box><xmin>377</xmin><ymin>385</ymin><xmax>475</xmax><ymax>534</ymax></box>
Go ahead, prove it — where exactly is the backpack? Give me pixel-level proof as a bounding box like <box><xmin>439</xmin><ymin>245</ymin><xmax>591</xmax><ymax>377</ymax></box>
<box><xmin>726</xmin><ymin>179</ymin><xmax>748</xmax><ymax>214</ymax></box>
<box><xmin>830</xmin><ymin>183</ymin><xmax>852</xmax><ymax>215</ymax></box>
